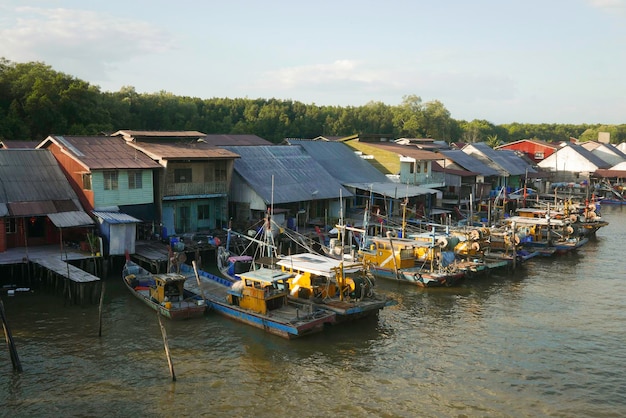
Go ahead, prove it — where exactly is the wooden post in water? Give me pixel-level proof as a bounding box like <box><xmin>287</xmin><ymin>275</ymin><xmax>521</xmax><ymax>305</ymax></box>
<box><xmin>511</xmin><ymin>220</ymin><xmax>517</xmax><ymax>270</ymax></box>
<box><xmin>0</xmin><ymin>298</ymin><xmax>23</xmax><ymax>372</ymax></box>
<box><xmin>157</xmin><ymin>312</ymin><xmax>176</xmax><ymax>381</ymax></box>
<box><xmin>98</xmin><ymin>281</ymin><xmax>105</xmax><ymax>337</ymax></box>
<box><xmin>191</xmin><ymin>261</ymin><xmax>207</xmax><ymax>302</ymax></box>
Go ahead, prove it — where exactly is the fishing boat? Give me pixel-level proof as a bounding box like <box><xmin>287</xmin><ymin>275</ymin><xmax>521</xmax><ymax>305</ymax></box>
<box><xmin>182</xmin><ymin>264</ymin><xmax>336</xmax><ymax>339</ymax></box>
<box><xmin>275</xmin><ymin>252</ymin><xmax>394</xmax><ymax>322</ymax></box>
<box><xmin>216</xmin><ymin>246</ymin><xmax>253</xmax><ymax>282</ymax></box>
<box><xmin>502</xmin><ymin>216</ymin><xmax>589</xmax><ymax>256</ymax></box>
<box><xmin>358</xmin><ymin>234</ymin><xmax>466</xmax><ymax>287</ymax></box>
<box><xmin>122</xmin><ymin>259</ymin><xmax>206</xmax><ymax>320</ymax></box>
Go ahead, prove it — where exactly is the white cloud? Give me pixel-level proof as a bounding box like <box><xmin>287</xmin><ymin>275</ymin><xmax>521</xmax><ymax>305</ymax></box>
<box><xmin>252</xmin><ymin>59</ymin><xmax>517</xmax><ymax>109</ymax></box>
<box><xmin>259</xmin><ymin>60</ymin><xmax>378</xmax><ymax>89</ymax></box>
<box><xmin>0</xmin><ymin>6</ymin><xmax>176</xmax><ymax>82</ymax></box>
<box><xmin>586</xmin><ymin>0</ymin><xmax>626</xmax><ymax>14</ymax></box>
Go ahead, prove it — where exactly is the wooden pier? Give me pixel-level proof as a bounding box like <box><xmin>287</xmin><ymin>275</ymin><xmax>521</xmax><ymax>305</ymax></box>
<box><xmin>0</xmin><ymin>245</ymin><xmax>103</xmax><ymax>305</ymax></box>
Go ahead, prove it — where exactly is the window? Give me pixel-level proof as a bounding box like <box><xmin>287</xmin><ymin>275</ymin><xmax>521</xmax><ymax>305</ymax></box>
<box><xmin>206</xmin><ymin>161</ymin><xmax>227</xmax><ymax>182</ymax></box>
<box><xmin>82</xmin><ymin>173</ymin><xmax>92</xmax><ymax>190</ymax></box>
<box><xmin>175</xmin><ymin>168</ymin><xmax>192</xmax><ymax>183</ymax></box>
<box><xmin>534</xmin><ymin>152</ymin><xmax>545</xmax><ymax>160</ymax></box>
<box><xmin>177</xmin><ymin>206</ymin><xmax>191</xmax><ymax>232</ymax></box>
<box><xmin>5</xmin><ymin>219</ymin><xmax>16</xmax><ymax>234</ymax></box>
<box><xmin>198</xmin><ymin>204</ymin><xmax>210</xmax><ymax>220</ymax></box>
<box><xmin>215</xmin><ymin>161</ymin><xmax>227</xmax><ymax>182</ymax></box>
<box><xmin>128</xmin><ymin>171</ymin><xmax>143</xmax><ymax>189</ymax></box>
<box><xmin>103</xmin><ymin>171</ymin><xmax>118</xmax><ymax>190</ymax></box>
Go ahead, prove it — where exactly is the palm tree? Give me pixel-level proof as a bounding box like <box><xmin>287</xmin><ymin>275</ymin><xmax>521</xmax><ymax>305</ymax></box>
<box><xmin>486</xmin><ymin>134</ymin><xmax>502</xmax><ymax>148</ymax></box>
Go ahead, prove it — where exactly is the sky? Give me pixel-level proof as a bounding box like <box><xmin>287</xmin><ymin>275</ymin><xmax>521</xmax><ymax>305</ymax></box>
<box><xmin>1</xmin><ymin>0</ymin><xmax>626</xmax><ymax>125</ymax></box>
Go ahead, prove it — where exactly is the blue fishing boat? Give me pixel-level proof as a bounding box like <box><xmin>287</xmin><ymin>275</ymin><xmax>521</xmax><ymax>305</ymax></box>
<box><xmin>182</xmin><ymin>264</ymin><xmax>335</xmax><ymax>339</ymax></box>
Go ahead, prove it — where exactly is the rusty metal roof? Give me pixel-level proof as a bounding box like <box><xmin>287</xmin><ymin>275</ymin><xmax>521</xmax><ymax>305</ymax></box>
<box><xmin>128</xmin><ymin>141</ymin><xmax>239</xmax><ymax>161</ymax></box>
<box><xmin>111</xmin><ymin>130</ymin><xmax>207</xmax><ymax>141</ymax></box>
<box><xmin>39</xmin><ymin>135</ymin><xmax>162</xmax><ymax>170</ymax></box>
<box><xmin>0</xmin><ymin>140</ymin><xmax>39</xmax><ymax>149</ymax></box>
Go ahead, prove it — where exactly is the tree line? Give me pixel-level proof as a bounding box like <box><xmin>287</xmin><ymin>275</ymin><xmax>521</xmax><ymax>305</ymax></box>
<box><xmin>1</xmin><ymin>58</ymin><xmax>624</xmax><ymax>145</ymax></box>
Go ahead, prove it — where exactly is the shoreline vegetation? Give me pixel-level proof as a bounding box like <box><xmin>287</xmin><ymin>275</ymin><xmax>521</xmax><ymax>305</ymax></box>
<box><xmin>1</xmin><ymin>58</ymin><xmax>625</xmax><ymax>145</ymax></box>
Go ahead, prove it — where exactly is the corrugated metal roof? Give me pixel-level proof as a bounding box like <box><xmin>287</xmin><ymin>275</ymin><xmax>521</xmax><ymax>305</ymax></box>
<box><xmin>490</xmin><ymin>149</ymin><xmax>537</xmax><ymax>175</ymax></box>
<box><xmin>92</xmin><ymin>211</ymin><xmax>142</xmax><ymax>224</ymax></box>
<box><xmin>496</xmin><ymin>138</ymin><xmax>558</xmax><ymax>150</ymax></box>
<box><xmin>111</xmin><ymin>130</ymin><xmax>207</xmax><ymax>140</ymax></box>
<box><xmin>0</xmin><ymin>150</ymin><xmax>83</xmax><ymax>204</ymax></box>
<box><xmin>222</xmin><ymin>145</ymin><xmax>353</xmax><ymax>204</ymax></box>
<box><xmin>344</xmin><ymin>182</ymin><xmax>440</xmax><ymax>198</ymax></box>
<box><xmin>431</xmin><ymin>161</ymin><xmax>478</xmax><ymax>176</ymax></box>
<box><xmin>568</xmin><ymin>144</ymin><xmax>612</xmax><ymax>168</ymax></box>
<box><xmin>8</xmin><ymin>201</ymin><xmax>60</xmax><ymax>216</ymax></box>
<box><xmin>286</xmin><ymin>139</ymin><xmax>391</xmax><ymax>184</ymax></box>
<box><xmin>129</xmin><ymin>142</ymin><xmax>240</xmax><ymax>160</ymax></box>
<box><xmin>0</xmin><ymin>140</ymin><xmax>39</xmax><ymax>149</ymax></box>
<box><xmin>594</xmin><ymin>168</ymin><xmax>626</xmax><ymax>178</ymax></box>
<box><xmin>200</xmin><ymin>134</ymin><xmax>273</xmax><ymax>146</ymax></box>
<box><xmin>585</xmin><ymin>142</ymin><xmax>626</xmax><ymax>160</ymax></box>
<box><xmin>463</xmin><ymin>142</ymin><xmax>537</xmax><ymax>176</ymax></box>
<box><xmin>440</xmin><ymin>150</ymin><xmax>501</xmax><ymax>176</ymax></box>
<box><xmin>48</xmin><ymin>211</ymin><xmax>94</xmax><ymax>228</ymax></box>
<box><xmin>40</xmin><ymin>136</ymin><xmax>162</xmax><ymax>170</ymax></box>
<box><xmin>362</xmin><ymin>141</ymin><xmax>443</xmax><ymax>160</ymax></box>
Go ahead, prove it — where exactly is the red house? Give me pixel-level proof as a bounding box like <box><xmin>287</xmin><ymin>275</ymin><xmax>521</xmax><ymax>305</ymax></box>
<box><xmin>496</xmin><ymin>139</ymin><xmax>558</xmax><ymax>164</ymax></box>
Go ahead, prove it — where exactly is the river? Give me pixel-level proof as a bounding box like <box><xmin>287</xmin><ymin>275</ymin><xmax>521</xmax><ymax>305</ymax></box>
<box><xmin>1</xmin><ymin>206</ymin><xmax>625</xmax><ymax>417</ymax></box>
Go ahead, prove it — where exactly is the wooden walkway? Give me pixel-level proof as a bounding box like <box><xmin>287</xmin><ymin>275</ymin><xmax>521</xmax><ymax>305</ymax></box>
<box><xmin>33</xmin><ymin>256</ymin><xmax>100</xmax><ymax>283</ymax></box>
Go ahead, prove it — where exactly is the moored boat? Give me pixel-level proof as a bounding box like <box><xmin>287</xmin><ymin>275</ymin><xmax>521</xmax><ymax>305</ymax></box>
<box><xmin>122</xmin><ymin>259</ymin><xmax>206</xmax><ymax>320</ymax></box>
<box><xmin>275</xmin><ymin>252</ymin><xmax>395</xmax><ymax>321</ymax></box>
<box><xmin>358</xmin><ymin>234</ymin><xmax>466</xmax><ymax>287</ymax></box>
<box><xmin>182</xmin><ymin>264</ymin><xmax>336</xmax><ymax>339</ymax></box>
<box><xmin>216</xmin><ymin>246</ymin><xmax>253</xmax><ymax>282</ymax></box>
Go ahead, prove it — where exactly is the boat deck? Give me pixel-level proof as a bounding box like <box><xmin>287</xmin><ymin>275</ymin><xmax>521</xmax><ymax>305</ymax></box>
<box><xmin>183</xmin><ymin>273</ymin><xmax>230</xmax><ymax>303</ymax></box>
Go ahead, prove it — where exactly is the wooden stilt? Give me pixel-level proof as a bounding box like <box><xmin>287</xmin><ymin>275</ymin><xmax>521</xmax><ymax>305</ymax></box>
<box><xmin>157</xmin><ymin>312</ymin><xmax>176</xmax><ymax>381</ymax></box>
<box><xmin>98</xmin><ymin>282</ymin><xmax>105</xmax><ymax>337</ymax></box>
<box><xmin>0</xmin><ymin>298</ymin><xmax>22</xmax><ymax>372</ymax></box>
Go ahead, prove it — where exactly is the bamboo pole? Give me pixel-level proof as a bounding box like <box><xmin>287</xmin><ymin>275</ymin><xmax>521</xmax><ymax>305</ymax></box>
<box><xmin>0</xmin><ymin>298</ymin><xmax>22</xmax><ymax>372</ymax></box>
<box><xmin>191</xmin><ymin>261</ymin><xmax>207</xmax><ymax>303</ymax></box>
<box><xmin>157</xmin><ymin>312</ymin><xmax>176</xmax><ymax>381</ymax></box>
<box><xmin>98</xmin><ymin>282</ymin><xmax>105</xmax><ymax>337</ymax></box>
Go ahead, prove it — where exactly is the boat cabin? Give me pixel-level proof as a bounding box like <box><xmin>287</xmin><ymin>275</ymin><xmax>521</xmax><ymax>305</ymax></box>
<box><xmin>150</xmin><ymin>273</ymin><xmax>187</xmax><ymax>305</ymax></box>
<box><xmin>359</xmin><ymin>236</ymin><xmax>420</xmax><ymax>269</ymax></box>
<box><xmin>227</xmin><ymin>268</ymin><xmax>291</xmax><ymax>315</ymax></box>
<box><xmin>276</xmin><ymin>252</ymin><xmax>363</xmax><ymax>300</ymax></box>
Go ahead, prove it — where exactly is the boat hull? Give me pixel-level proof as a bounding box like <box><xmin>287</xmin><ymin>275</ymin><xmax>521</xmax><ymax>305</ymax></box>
<box><xmin>122</xmin><ymin>261</ymin><xmax>206</xmax><ymax>320</ymax></box>
<box><xmin>208</xmin><ymin>300</ymin><xmax>334</xmax><ymax>339</ymax></box>
<box><xmin>181</xmin><ymin>264</ymin><xmax>335</xmax><ymax>339</ymax></box>
<box><xmin>368</xmin><ymin>265</ymin><xmax>464</xmax><ymax>287</ymax></box>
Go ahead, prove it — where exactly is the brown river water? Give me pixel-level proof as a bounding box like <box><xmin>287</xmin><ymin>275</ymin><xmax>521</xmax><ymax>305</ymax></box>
<box><xmin>1</xmin><ymin>205</ymin><xmax>625</xmax><ymax>417</ymax></box>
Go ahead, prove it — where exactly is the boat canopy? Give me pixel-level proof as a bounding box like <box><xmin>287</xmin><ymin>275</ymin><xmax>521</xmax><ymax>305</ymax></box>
<box><xmin>277</xmin><ymin>253</ymin><xmax>362</xmax><ymax>277</ymax></box>
<box><xmin>238</xmin><ymin>268</ymin><xmax>293</xmax><ymax>284</ymax></box>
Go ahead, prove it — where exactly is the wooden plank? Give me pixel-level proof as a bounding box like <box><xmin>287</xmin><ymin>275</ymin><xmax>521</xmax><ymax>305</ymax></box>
<box><xmin>33</xmin><ymin>257</ymin><xmax>100</xmax><ymax>283</ymax></box>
